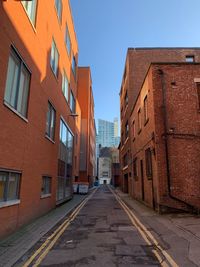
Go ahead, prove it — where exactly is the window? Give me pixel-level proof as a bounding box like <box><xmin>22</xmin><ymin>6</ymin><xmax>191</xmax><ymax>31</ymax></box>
<box><xmin>65</xmin><ymin>25</ymin><xmax>71</xmax><ymax>56</ymax></box>
<box><xmin>22</xmin><ymin>0</ymin><xmax>37</xmax><ymax>25</ymax></box>
<box><xmin>123</xmin><ymin>153</ymin><xmax>128</xmax><ymax>167</ymax></box>
<box><xmin>72</xmin><ymin>55</ymin><xmax>76</xmax><ymax>78</ymax></box>
<box><xmin>46</xmin><ymin>102</ymin><xmax>56</xmax><ymax>141</ymax></box>
<box><xmin>0</xmin><ymin>171</ymin><xmax>21</xmax><ymax>202</ymax></box>
<box><xmin>55</xmin><ymin>0</ymin><xmax>62</xmax><ymax>22</ymax></box>
<box><xmin>62</xmin><ymin>71</ymin><xmax>69</xmax><ymax>101</ymax></box>
<box><xmin>144</xmin><ymin>95</ymin><xmax>148</xmax><ymax>123</ymax></box>
<box><xmin>41</xmin><ymin>176</ymin><xmax>51</xmax><ymax>196</ymax></box>
<box><xmin>145</xmin><ymin>148</ymin><xmax>153</xmax><ymax>178</ymax></box>
<box><xmin>125</xmin><ymin>121</ymin><xmax>129</xmax><ymax>139</ymax></box>
<box><xmin>197</xmin><ymin>83</ymin><xmax>200</xmax><ymax>109</ymax></box>
<box><xmin>133</xmin><ymin>158</ymin><xmax>138</xmax><ymax>179</ymax></box>
<box><xmin>58</xmin><ymin>120</ymin><xmax>74</xmax><ymax>201</ymax></box>
<box><xmin>132</xmin><ymin>120</ymin><xmax>135</xmax><ymax>140</ymax></box>
<box><xmin>70</xmin><ymin>91</ymin><xmax>75</xmax><ymax>113</ymax></box>
<box><xmin>185</xmin><ymin>55</ymin><xmax>195</xmax><ymax>62</ymax></box>
<box><xmin>138</xmin><ymin>109</ymin><xmax>141</xmax><ymax>133</ymax></box>
<box><xmin>124</xmin><ymin>91</ymin><xmax>128</xmax><ymax>107</ymax></box>
<box><xmin>50</xmin><ymin>40</ymin><xmax>59</xmax><ymax>77</ymax></box>
<box><xmin>4</xmin><ymin>47</ymin><xmax>31</xmax><ymax>118</ymax></box>
<box><xmin>102</xmin><ymin>172</ymin><xmax>109</xmax><ymax>177</ymax></box>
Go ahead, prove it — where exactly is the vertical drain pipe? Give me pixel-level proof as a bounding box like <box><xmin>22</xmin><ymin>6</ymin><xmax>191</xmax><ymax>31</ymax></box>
<box><xmin>158</xmin><ymin>69</ymin><xmax>194</xmax><ymax>212</ymax></box>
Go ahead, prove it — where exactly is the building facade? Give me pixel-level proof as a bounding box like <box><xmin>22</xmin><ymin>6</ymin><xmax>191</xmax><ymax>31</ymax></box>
<box><xmin>129</xmin><ymin>63</ymin><xmax>200</xmax><ymax>212</ymax></box>
<box><xmin>77</xmin><ymin>67</ymin><xmax>96</xmax><ymax>187</ymax></box>
<box><xmin>120</xmin><ymin>48</ymin><xmax>200</xmax><ymax>196</ymax></box>
<box><xmin>0</xmin><ymin>0</ymin><xmax>78</xmax><ymax>238</ymax></box>
<box><xmin>99</xmin><ymin>157</ymin><xmax>112</xmax><ymax>185</ymax></box>
<box><xmin>97</xmin><ymin>118</ymin><xmax>120</xmax><ymax>149</ymax></box>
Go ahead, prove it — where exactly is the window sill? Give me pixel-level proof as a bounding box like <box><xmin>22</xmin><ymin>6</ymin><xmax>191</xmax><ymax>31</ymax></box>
<box><xmin>144</xmin><ymin>118</ymin><xmax>149</xmax><ymax>127</ymax></box>
<box><xmin>41</xmin><ymin>193</ymin><xmax>51</xmax><ymax>199</ymax></box>
<box><xmin>0</xmin><ymin>199</ymin><xmax>20</xmax><ymax>209</ymax></box>
<box><xmin>4</xmin><ymin>101</ymin><xmax>28</xmax><ymax>123</ymax></box>
<box><xmin>45</xmin><ymin>135</ymin><xmax>55</xmax><ymax>144</ymax></box>
<box><xmin>123</xmin><ymin>165</ymin><xmax>128</xmax><ymax>171</ymax></box>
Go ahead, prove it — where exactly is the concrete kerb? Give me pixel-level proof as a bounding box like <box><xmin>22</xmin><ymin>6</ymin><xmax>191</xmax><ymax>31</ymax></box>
<box><xmin>0</xmin><ymin>191</ymin><xmax>93</xmax><ymax>267</ymax></box>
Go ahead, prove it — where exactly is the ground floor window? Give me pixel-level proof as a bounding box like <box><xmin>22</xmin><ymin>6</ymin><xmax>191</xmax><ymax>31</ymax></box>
<box><xmin>0</xmin><ymin>170</ymin><xmax>21</xmax><ymax>202</ymax></box>
<box><xmin>41</xmin><ymin>176</ymin><xmax>52</xmax><ymax>196</ymax></box>
<box><xmin>145</xmin><ymin>148</ymin><xmax>153</xmax><ymax>179</ymax></box>
<box><xmin>133</xmin><ymin>158</ymin><xmax>138</xmax><ymax>180</ymax></box>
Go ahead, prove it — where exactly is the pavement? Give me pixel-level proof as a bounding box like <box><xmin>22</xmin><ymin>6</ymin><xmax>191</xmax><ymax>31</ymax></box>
<box><xmin>0</xmin><ymin>186</ymin><xmax>200</xmax><ymax>267</ymax></box>
<box><xmin>0</xmin><ymin>193</ymin><xmax>89</xmax><ymax>267</ymax></box>
<box><xmin>115</xmin><ymin>188</ymin><xmax>200</xmax><ymax>267</ymax></box>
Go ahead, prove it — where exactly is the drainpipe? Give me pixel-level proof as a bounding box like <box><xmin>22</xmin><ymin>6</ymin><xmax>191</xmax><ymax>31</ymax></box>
<box><xmin>158</xmin><ymin>69</ymin><xmax>194</xmax><ymax>212</ymax></box>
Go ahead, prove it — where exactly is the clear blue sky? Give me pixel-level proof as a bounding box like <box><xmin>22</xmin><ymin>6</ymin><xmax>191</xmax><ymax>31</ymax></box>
<box><xmin>71</xmin><ymin>0</ymin><xmax>200</xmax><ymax>124</ymax></box>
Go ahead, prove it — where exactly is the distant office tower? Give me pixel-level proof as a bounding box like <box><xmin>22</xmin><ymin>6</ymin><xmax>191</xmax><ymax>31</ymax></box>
<box><xmin>98</xmin><ymin>119</ymin><xmax>114</xmax><ymax>147</ymax></box>
<box><xmin>97</xmin><ymin>118</ymin><xmax>120</xmax><ymax>148</ymax></box>
<box><xmin>114</xmin><ymin>117</ymin><xmax>119</xmax><ymax>137</ymax></box>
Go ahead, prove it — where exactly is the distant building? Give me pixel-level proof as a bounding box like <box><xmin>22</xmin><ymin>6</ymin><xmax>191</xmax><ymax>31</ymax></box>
<box><xmin>114</xmin><ymin>117</ymin><xmax>119</xmax><ymax>137</ymax></box>
<box><xmin>120</xmin><ymin>47</ymin><xmax>200</xmax><ymax>212</ymax></box>
<box><xmin>99</xmin><ymin>147</ymin><xmax>120</xmax><ymax>186</ymax></box>
<box><xmin>97</xmin><ymin>118</ymin><xmax>120</xmax><ymax>149</ymax></box>
<box><xmin>77</xmin><ymin>67</ymin><xmax>96</xmax><ymax>187</ymax></box>
<box><xmin>99</xmin><ymin>157</ymin><xmax>112</xmax><ymax>185</ymax></box>
<box><xmin>98</xmin><ymin>119</ymin><xmax>115</xmax><ymax>147</ymax></box>
<box><xmin>0</xmin><ymin>0</ymin><xmax>79</xmax><ymax>238</ymax></box>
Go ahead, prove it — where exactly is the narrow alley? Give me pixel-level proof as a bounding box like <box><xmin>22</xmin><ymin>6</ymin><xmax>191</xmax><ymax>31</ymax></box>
<box><xmin>16</xmin><ymin>186</ymin><xmax>161</xmax><ymax>267</ymax></box>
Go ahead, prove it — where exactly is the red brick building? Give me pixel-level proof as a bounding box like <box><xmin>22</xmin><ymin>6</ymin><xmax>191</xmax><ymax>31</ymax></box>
<box><xmin>120</xmin><ymin>48</ymin><xmax>200</xmax><ymax>212</ymax></box>
<box><xmin>130</xmin><ymin>63</ymin><xmax>200</xmax><ymax>212</ymax></box>
<box><xmin>77</xmin><ymin>67</ymin><xmax>96</xmax><ymax>187</ymax></box>
<box><xmin>0</xmin><ymin>0</ymin><xmax>79</xmax><ymax>238</ymax></box>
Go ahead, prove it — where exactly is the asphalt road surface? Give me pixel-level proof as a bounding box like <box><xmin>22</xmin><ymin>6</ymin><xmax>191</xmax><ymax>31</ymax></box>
<box><xmin>21</xmin><ymin>185</ymin><xmax>161</xmax><ymax>267</ymax></box>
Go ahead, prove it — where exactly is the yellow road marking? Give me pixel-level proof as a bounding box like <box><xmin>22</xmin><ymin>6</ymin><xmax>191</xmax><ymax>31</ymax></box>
<box><xmin>110</xmin><ymin>187</ymin><xmax>179</xmax><ymax>267</ymax></box>
<box><xmin>22</xmin><ymin>189</ymin><xmax>97</xmax><ymax>267</ymax></box>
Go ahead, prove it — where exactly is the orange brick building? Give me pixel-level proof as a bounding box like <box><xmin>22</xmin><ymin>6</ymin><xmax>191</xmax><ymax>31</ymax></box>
<box><xmin>77</xmin><ymin>67</ymin><xmax>96</xmax><ymax>187</ymax></box>
<box><xmin>120</xmin><ymin>48</ymin><xmax>200</xmax><ymax>196</ymax></box>
<box><xmin>130</xmin><ymin>63</ymin><xmax>200</xmax><ymax>212</ymax></box>
<box><xmin>0</xmin><ymin>0</ymin><xmax>79</xmax><ymax>238</ymax></box>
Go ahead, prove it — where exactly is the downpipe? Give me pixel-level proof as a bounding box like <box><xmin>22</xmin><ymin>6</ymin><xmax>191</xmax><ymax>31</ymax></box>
<box><xmin>158</xmin><ymin>69</ymin><xmax>195</xmax><ymax>212</ymax></box>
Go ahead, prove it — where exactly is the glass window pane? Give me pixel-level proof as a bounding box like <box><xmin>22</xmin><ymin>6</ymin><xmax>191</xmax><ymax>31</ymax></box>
<box><xmin>4</xmin><ymin>54</ymin><xmax>20</xmax><ymax>107</ymax></box>
<box><xmin>62</xmin><ymin>72</ymin><xmax>68</xmax><ymax>101</ymax></box>
<box><xmin>0</xmin><ymin>172</ymin><xmax>7</xmax><ymax>202</ymax></box>
<box><xmin>7</xmin><ymin>173</ymin><xmax>19</xmax><ymax>201</ymax></box>
<box><xmin>50</xmin><ymin>107</ymin><xmax>55</xmax><ymax>139</ymax></box>
<box><xmin>46</xmin><ymin>104</ymin><xmax>51</xmax><ymax>136</ymax></box>
<box><xmin>21</xmin><ymin>68</ymin><xmax>30</xmax><ymax>117</ymax></box>
<box><xmin>22</xmin><ymin>0</ymin><xmax>37</xmax><ymax>25</ymax></box>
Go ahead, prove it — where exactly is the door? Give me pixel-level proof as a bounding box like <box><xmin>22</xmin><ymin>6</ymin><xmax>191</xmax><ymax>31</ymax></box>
<box><xmin>140</xmin><ymin>160</ymin><xmax>145</xmax><ymax>201</ymax></box>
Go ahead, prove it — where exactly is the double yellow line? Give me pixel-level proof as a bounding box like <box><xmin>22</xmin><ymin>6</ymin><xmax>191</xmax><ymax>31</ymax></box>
<box><xmin>22</xmin><ymin>189</ymin><xmax>97</xmax><ymax>267</ymax></box>
<box><xmin>110</xmin><ymin>187</ymin><xmax>179</xmax><ymax>267</ymax></box>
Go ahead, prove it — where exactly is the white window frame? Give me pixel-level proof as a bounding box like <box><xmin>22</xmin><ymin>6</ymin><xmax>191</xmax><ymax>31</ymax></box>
<box><xmin>21</xmin><ymin>0</ymin><xmax>37</xmax><ymax>26</ymax></box>
<box><xmin>50</xmin><ymin>39</ymin><xmax>59</xmax><ymax>78</ymax></box>
<box><xmin>65</xmin><ymin>24</ymin><xmax>71</xmax><ymax>56</ymax></box>
<box><xmin>55</xmin><ymin>0</ymin><xmax>62</xmax><ymax>22</ymax></box>
<box><xmin>46</xmin><ymin>101</ymin><xmax>56</xmax><ymax>141</ymax></box>
<box><xmin>0</xmin><ymin>170</ymin><xmax>21</xmax><ymax>203</ymax></box>
<box><xmin>62</xmin><ymin>70</ymin><xmax>69</xmax><ymax>102</ymax></box>
<box><xmin>4</xmin><ymin>46</ymin><xmax>31</xmax><ymax>118</ymax></box>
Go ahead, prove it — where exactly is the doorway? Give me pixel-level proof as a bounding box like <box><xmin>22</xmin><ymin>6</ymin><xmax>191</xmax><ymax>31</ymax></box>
<box><xmin>124</xmin><ymin>173</ymin><xmax>129</xmax><ymax>193</ymax></box>
<box><xmin>140</xmin><ymin>160</ymin><xmax>145</xmax><ymax>201</ymax></box>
